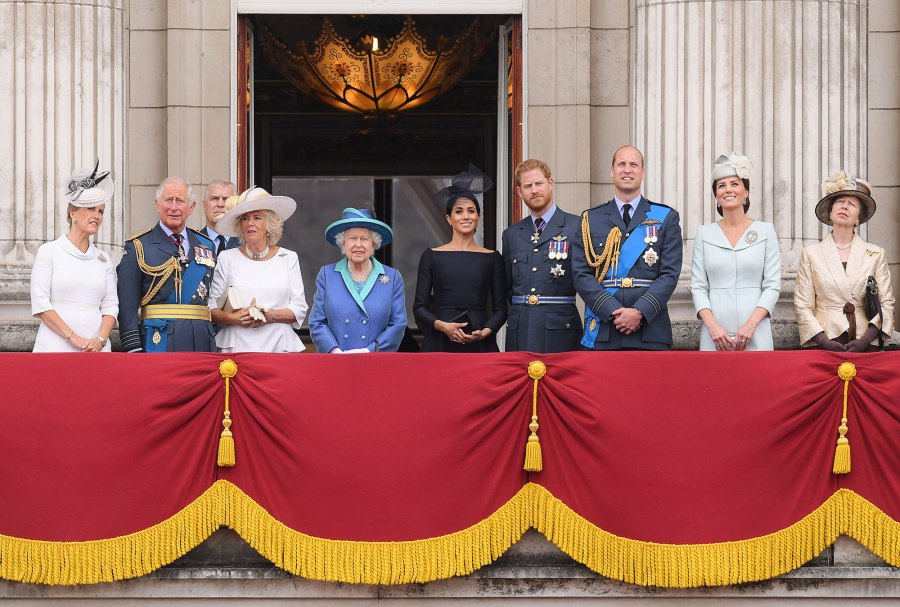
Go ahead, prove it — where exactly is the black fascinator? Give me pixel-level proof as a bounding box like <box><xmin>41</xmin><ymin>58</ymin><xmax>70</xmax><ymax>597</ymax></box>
<box><xmin>434</xmin><ymin>164</ymin><xmax>493</xmax><ymax>213</ymax></box>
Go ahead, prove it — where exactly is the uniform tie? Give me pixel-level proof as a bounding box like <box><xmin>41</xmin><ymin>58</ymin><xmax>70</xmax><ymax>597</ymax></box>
<box><xmin>534</xmin><ymin>217</ymin><xmax>545</xmax><ymax>236</ymax></box>
<box><xmin>171</xmin><ymin>232</ymin><xmax>184</xmax><ymax>254</ymax></box>
<box><xmin>216</xmin><ymin>235</ymin><xmax>226</xmax><ymax>257</ymax></box>
<box><xmin>622</xmin><ymin>203</ymin><xmax>632</xmax><ymax>227</ymax></box>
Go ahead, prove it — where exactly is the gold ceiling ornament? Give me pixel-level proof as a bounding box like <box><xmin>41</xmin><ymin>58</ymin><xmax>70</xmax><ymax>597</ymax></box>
<box><xmin>258</xmin><ymin>16</ymin><xmax>492</xmax><ymax>125</ymax></box>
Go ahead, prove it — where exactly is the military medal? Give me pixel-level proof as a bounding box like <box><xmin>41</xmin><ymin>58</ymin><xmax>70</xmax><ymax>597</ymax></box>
<box><xmin>379</xmin><ymin>275</ymin><xmax>390</xmax><ymax>284</ymax></box>
<box><xmin>194</xmin><ymin>247</ymin><xmax>215</xmax><ymax>267</ymax></box>
<box><xmin>197</xmin><ymin>282</ymin><xmax>208</xmax><ymax>299</ymax></box>
<box><xmin>531</xmin><ymin>231</ymin><xmax>541</xmax><ymax>244</ymax></box>
<box><xmin>744</xmin><ymin>230</ymin><xmax>758</xmax><ymax>244</ymax></box>
<box><xmin>643</xmin><ymin>224</ymin><xmax>659</xmax><ymax>244</ymax></box>
<box><xmin>176</xmin><ymin>248</ymin><xmax>189</xmax><ymax>265</ymax></box>
<box><xmin>550</xmin><ymin>264</ymin><xmax>565</xmax><ymax>278</ymax></box>
<box><xmin>549</xmin><ymin>235</ymin><xmax>569</xmax><ymax>260</ymax></box>
<box><xmin>589</xmin><ymin>318</ymin><xmax>597</xmax><ymax>331</ymax></box>
<box><xmin>643</xmin><ymin>247</ymin><xmax>659</xmax><ymax>267</ymax></box>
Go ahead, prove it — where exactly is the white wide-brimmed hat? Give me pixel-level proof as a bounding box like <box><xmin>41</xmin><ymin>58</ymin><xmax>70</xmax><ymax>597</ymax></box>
<box><xmin>215</xmin><ymin>186</ymin><xmax>297</xmax><ymax>237</ymax></box>
<box><xmin>815</xmin><ymin>171</ymin><xmax>876</xmax><ymax>226</ymax></box>
<box><xmin>64</xmin><ymin>163</ymin><xmax>114</xmax><ymax>207</ymax></box>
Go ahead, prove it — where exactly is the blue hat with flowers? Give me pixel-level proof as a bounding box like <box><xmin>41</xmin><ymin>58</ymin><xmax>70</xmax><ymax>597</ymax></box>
<box><xmin>324</xmin><ymin>208</ymin><xmax>393</xmax><ymax>248</ymax></box>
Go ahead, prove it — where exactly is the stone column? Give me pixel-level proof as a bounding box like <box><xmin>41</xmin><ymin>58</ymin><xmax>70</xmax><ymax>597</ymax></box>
<box><xmin>633</xmin><ymin>0</ymin><xmax>868</xmax><ymax>343</ymax></box>
<box><xmin>0</xmin><ymin>0</ymin><xmax>126</xmax><ymax>330</ymax></box>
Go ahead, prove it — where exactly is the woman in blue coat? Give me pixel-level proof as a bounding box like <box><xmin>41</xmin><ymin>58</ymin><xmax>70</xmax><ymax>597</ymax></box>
<box><xmin>690</xmin><ymin>153</ymin><xmax>781</xmax><ymax>351</ymax></box>
<box><xmin>309</xmin><ymin>208</ymin><xmax>407</xmax><ymax>353</ymax></box>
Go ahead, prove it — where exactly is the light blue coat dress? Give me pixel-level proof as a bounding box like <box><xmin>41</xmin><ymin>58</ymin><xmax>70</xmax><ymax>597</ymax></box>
<box><xmin>690</xmin><ymin>220</ymin><xmax>782</xmax><ymax>350</ymax></box>
<box><xmin>309</xmin><ymin>257</ymin><xmax>407</xmax><ymax>352</ymax></box>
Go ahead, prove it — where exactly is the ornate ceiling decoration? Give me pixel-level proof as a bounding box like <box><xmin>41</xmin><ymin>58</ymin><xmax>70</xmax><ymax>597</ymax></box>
<box><xmin>258</xmin><ymin>16</ymin><xmax>493</xmax><ymax>126</ymax></box>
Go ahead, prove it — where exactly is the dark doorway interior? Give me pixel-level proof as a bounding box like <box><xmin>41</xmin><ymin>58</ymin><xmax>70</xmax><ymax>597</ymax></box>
<box><xmin>250</xmin><ymin>14</ymin><xmax>504</xmax><ymax>329</ymax></box>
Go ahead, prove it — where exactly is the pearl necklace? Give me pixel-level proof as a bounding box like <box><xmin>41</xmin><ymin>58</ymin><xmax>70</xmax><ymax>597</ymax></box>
<box><xmin>246</xmin><ymin>245</ymin><xmax>270</xmax><ymax>261</ymax></box>
<box><xmin>834</xmin><ymin>243</ymin><xmax>852</xmax><ymax>250</ymax></box>
<box><xmin>348</xmin><ymin>260</ymin><xmax>373</xmax><ymax>282</ymax></box>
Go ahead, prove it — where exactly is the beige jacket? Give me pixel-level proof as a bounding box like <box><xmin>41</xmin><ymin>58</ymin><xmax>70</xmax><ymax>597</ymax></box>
<box><xmin>794</xmin><ymin>234</ymin><xmax>895</xmax><ymax>346</ymax></box>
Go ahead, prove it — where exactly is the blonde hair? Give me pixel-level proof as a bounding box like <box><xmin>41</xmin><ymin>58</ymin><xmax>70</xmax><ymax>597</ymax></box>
<box><xmin>237</xmin><ymin>209</ymin><xmax>283</xmax><ymax>246</ymax></box>
<box><xmin>66</xmin><ymin>203</ymin><xmax>77</xmax><ymax>227</ymax></box>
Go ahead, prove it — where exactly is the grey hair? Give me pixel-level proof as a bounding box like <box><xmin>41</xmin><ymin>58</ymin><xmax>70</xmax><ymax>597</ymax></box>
<box><xmin>204</xmin><ymin>179</ymin><xmax>235</xmax><ymax>201</ymax></box>
<box><xmin>334</xmin><ymin>228</ymin><xmax>382</xmax><ymax>252</ymax></box>
<box><xmin>155</xmin><ymin>176</ymin><xmax>193</xmax><ymax>202</ymax></box>
<box><xmin>237</xmin><ymin>209</ymin><xmax>283</xmax><ymax>246</ymax></box>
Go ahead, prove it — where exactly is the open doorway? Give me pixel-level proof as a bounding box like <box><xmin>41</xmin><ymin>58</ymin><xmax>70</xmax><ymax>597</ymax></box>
<box><xmin>236</xmin><ymin>14</ymin><xmax>522</xmax><ymax>332</ymax></box>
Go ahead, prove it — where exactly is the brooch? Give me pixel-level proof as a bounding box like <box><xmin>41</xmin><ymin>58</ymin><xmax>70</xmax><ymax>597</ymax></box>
<box><xmin>97</xmin><ymin>253</ymin><xmax>107</xmax><ymax>263</ymax></box>
<box><xmin>642</xmin><ymin>247</ymin><xmax>659</xmax><ymax>267</ymax></box>
<box><xmin>379</xmin><ymin>275</ymin><xmax>390</xmax><ymax>284</ymax></box>
<box><xmin>745</xmin><ymin>230</ymin><xmax>758</xmax><ymax>244</ymax></box>
<box><xmin>550</xmin><ymin>264</ymin><xmax>565</xmax><ymax>278</ymax></box>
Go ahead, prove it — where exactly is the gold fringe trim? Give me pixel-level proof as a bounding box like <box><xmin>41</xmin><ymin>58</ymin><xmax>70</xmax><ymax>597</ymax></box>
<box><xmin>531</xmin><ymin>484</ymin><xmax>900</xmax><ymax>587</ymax></box>
<box><xmin>0</xmin><ymin>482</ymin><xmax>225</xmax><ymax>585</ymax></box>
<box><xmin>220</xmin><ymin>480</ymin><xmax>532</xmax><ymax>585</ymax></box>
<box><xmin>2</xmin><ymin>482</ymin><xmax>899</xmax><ymax>586</ymax></box>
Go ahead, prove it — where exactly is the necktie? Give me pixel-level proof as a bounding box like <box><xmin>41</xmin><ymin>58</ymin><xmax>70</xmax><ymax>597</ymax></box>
<box><xmin>534</xmin><ymin>217</ymin><xmax>545</xmax><ymax>236</ymax></box>
<box><xmin>622</xmin><ymin>203</ymin><xmax>632</xmax><ymax>227</ymax></box>
<box><xmin>216</xmin><ymin>235</ymin><xmax>226</xmax><ymax>257</ymax></box>
<box><xmin>171</xmin><ymin>232</ymin><xmax>183</xmax><ymax>254</ymax></box>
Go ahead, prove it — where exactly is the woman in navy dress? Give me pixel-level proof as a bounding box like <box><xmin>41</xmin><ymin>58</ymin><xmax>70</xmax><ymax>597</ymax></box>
<box><xmin>414</xmin><ymin>166</ymin><xmax>507</xmax><ymax>352</ymax></box>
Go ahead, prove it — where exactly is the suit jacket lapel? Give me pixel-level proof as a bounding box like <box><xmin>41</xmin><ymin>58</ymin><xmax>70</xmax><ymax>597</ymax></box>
<box><xmin>845</xmin><ymin>235</ymin><xmax>867</xmax><ymax>292</ymax></box>
<box><xmin>602</xmin><ymin>200</ymin><xmax>626</xmax><ymax>232</ymax></box>
<box><xmin>517</xmin><ymin>216</ymin><xmax>536</xmax><ymax>245</ymax></box>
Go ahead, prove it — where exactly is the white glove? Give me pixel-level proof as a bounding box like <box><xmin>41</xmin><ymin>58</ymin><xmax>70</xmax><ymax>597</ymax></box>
<box><xmin>330</xmin><ymin>347</ymin><xmax>344</xmax><ymax>353</ymax></box>
<box><xmin>344</xmin><ymin>348</ymin><xmax>370</xmax><ymax>354</ymax></box>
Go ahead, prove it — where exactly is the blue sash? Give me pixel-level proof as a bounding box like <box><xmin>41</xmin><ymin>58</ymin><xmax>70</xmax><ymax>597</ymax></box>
<box><xmin>143</xmin><ymin>254</ymin><xmax>210</xmax><ymax>352</ymax></box>
<box><xmin>605</xmin><ymin>204</ymin><xmax>670</xmax><ymax>297</ymax></box>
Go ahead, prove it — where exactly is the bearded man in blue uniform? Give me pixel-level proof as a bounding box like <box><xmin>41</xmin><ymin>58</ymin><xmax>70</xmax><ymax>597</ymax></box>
<box><xmin>573</xmin><ymin>146</ymin><xmax>683</xmax><ymax>350</ymax></box>
<box><xmin>117</xmin><ymin>177</ymin><xmax>217</xmax><ymax>352</ymax></box>
<box><xmin>502</xmin><ymin>159</ymin><xmax>582</xmax><ymax>352</ymax></box>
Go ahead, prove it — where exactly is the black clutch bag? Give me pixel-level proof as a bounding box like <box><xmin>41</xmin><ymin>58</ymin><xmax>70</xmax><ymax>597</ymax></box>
<box><xmin>448</xmin><ymin>310</ymin><xmax>480</xmax><ymax>334</ymax></box>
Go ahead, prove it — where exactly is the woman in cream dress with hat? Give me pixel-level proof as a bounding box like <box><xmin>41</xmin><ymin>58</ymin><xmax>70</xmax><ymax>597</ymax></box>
<box><xmin>794</xmin><ymin>172</ymin><xmax>894</xmax><ymax>351</ymax></box>
<box><xmin>209</xmin><ymin>187</ymin><xmax>308</xmax><ymax>353</ymax></box>
<box><xmin>690</xmin><ymin>153</ymin><xmax>782</xmax><ymax>351</ymax></box>
<box><xmin>31</xmin><ymin>164</ymin><xmax>119</xmax><ymax>352</ymax></box>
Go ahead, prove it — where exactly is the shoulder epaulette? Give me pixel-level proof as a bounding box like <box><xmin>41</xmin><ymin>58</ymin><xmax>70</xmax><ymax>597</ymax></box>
<box><xmin>188</xmin><ymin>227</ymin><xmax>214</xmax><ymax>246</ymax></box>
<box><xmin>127</xmin><ymin>227</ymin><xmax>152</xmax><ymax>241</ymax></box>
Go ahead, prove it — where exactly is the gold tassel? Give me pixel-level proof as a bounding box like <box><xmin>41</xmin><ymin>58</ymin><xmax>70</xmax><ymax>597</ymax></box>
<box><xmin>523</xmin><ymin>361</ymin><xmax>547</xmax><ymax>472</ymax></box>
<box><xmin>832</xmin><ymin>362</ymin><xmax>857</xmax><ymax>475</ymax></box>
<box><xmin>218</xmin><ymin>359</ymin><xmax>238</xmax><ymax>467</ymax></box>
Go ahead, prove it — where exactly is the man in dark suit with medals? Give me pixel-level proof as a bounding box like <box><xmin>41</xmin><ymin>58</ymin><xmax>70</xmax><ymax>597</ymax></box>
<box><xmin>502</xmin><ymin>159</ymin><xmax>583</xmax><ymax>352</ymax></box>
<box><xmin>117</xmin><ymin>177</ymin><xmax>218</xmax><ymax>352</ymax></box>
<box><xmin>198</xmin><ymin>179</ymin><xmax>240</xmax><ymax>257</ymax></box>
<box><xmin>573</xmin><ymin>146</ymin><xmax>683</xmax><ymax>350</ymax></box>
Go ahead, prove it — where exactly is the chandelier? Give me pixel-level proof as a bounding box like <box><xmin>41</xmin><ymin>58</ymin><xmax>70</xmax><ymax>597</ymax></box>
<box><xmin>258</xmin><ymin>16</ymin><xmax>493</xmax><ymax>125</ymax></box>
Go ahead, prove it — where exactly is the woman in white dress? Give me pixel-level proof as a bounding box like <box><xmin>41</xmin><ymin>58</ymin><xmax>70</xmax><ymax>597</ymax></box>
<box><xmin>794</xmin><ymin>172</ymin><xmax>894</xmax><ymax>351</ymax></box>
<box><xmin>31</xmin><ymin>164</ymin><xmax>118</xmax><ymax>352</ymax></box>
<box><xmin>209</xmin><ymin>187</ymin><xmax>308</xmax><ymax>353</ymax></box>
<box><xmin>690</xmin><ymin>153</ymin><xmax>781</xmax><ymax>351</ymax></box>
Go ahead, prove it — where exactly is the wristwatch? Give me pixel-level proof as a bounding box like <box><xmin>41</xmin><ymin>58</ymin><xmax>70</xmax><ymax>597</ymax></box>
<box><xmin>98</xmin><ymin>336</ymin><xmax>109</xmax><ymax>348</ymax></box>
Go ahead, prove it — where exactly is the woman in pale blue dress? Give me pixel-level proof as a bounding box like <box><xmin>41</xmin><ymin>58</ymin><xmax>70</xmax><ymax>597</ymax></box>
<box><xmin>690</xmin><ymin>153</ymin><xmax>781</xmax><ymax>351</ymax></box>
